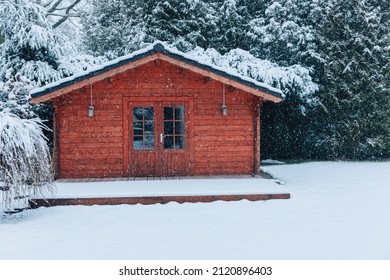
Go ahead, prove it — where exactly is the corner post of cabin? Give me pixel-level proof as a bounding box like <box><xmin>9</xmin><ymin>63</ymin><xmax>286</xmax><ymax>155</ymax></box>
<box><xmin>253</xmin><ymin>98</ymin><xmax>262</xmax><ymax>176</ymax></box>
<box><xmin>52</xmin><ymin>103</ymin><xmax>60</xmax><ymax>179</ymax></box>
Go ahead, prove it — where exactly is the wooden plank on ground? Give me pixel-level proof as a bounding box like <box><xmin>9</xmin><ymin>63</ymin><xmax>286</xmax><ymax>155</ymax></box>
<box><xmin>29</xmin><ymin>193</ymin><xmax>290</xmax><ymax>208</ymax></box>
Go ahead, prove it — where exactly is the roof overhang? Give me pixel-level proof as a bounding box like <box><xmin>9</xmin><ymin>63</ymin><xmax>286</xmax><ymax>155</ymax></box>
<box><xmin>31</xmin><ymin>43</ymin><xmax>284</xmax><ymax>104</ymax></box>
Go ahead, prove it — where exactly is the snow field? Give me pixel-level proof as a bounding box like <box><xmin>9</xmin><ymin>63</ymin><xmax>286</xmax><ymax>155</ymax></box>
<box><xmin>1</xmin><ymin>161</ymin><xmax>389</xmax><ymax>259</ymax></box>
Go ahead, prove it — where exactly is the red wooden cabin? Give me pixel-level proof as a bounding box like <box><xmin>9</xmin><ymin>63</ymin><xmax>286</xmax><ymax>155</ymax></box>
<box><xmin>31</xmin><ymin>43</ymin><xmax>283</xmax><ymax>178</ymax></box>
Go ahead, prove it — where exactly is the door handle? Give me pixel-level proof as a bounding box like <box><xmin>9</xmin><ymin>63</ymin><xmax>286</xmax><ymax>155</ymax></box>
<box><xmin>160</xmin><ymin>133</ymin><xmax>164</xmax><ymax>143</ymax></box>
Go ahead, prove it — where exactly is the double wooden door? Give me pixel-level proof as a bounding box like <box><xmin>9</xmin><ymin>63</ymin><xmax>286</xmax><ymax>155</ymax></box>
<box><xmin>127</xmin><ymin>100</ymin><xmax>190</xmax><ymax>176</ymax></box>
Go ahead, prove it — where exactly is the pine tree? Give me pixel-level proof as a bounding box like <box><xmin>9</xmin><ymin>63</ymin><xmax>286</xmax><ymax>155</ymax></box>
<box><xmin>307</xmin><ymin>0</ymin><xmax>390</xmax><ymax>159</ymax></box>
<box><xmin>83</xmin><ymin>0</ymin><xmax>219</xmax><ymax>56</ymax></box>
<box><xmin>0</xmin><ymin>0</ymin><xmax>73</xmax><ymax>85</ymax></box>
<box><xmin>246</xmin><ymin>0</ymin><xmax>321</xmax><ymax>160</ymax></box>
<box><xmin>82</xmin><ymin>0</ymin><xmax>147</xmax><ymax>57</ymax></box>
<box><xmin>212</xmin><ymin>0</ymin><xmax>249</xmax><ymax>53</ymax></box>
<box><xmin>255</xmin><ymin>0</ymin><xmax>390</xmax><ymax>160</ymax></box>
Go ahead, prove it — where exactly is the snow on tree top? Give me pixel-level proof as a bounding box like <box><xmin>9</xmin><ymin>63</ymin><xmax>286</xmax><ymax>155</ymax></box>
<box><xmin>30</xmin><ymin>41</ymin><xmax>284</xmax><ymax>100</ymax></box>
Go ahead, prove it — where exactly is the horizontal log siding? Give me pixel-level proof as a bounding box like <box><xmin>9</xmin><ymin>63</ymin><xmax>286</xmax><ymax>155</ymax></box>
<box><xmin>53</xmin><ymin>60</ymin><xmax>259</xmax><ymax>178</ymax></box>
<box><xmin>192</xmin><ymin>85</ymin><xmax>256</xmax><ymax>175</ymax></box>
<box><xmin>55</xmin><ymin>77</ymin><xmax>125</xmax><ymax>178</ymax></box>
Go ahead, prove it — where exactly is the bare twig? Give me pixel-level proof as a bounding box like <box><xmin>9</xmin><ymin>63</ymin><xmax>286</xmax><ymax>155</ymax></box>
<box><xmin>47</xmin><ymin>0</ymin><xmax>63</xmax><ymax>13</ymax></box>
<box><xmin>48</xmin><ymin>0</ymin><xmax>83</xmax><ymax>29</ymax></box>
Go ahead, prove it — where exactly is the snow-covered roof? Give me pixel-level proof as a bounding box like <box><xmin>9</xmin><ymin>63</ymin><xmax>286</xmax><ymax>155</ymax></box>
<box><xmin>31</xmin><ymin>42</ymin><xmax>283</xmax><ymax>102</ymax></box>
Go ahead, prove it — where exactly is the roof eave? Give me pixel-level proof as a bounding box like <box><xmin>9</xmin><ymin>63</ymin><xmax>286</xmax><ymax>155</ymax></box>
<box><xmin>30</xmin><ymin>53</ymin><xmax>161</xmax><ymax>103</ymax></box>
<box><xmin>155</xmin><ymin>53</ymin><xmax>283</xmax><ymax>103</ymax></box>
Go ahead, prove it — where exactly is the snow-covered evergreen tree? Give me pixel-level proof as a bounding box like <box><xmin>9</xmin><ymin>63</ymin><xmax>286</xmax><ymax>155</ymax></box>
<box><xmin>247</xmin><ymin>0</ymin><xmax>390</xmax><ymax>160</ymax></box>
<box><xmin>82</xmin><ymin>0</ymin><xmax>218</xmax><ymax>56</ymax></box>
<box><xmin>188</xmin><ymin>46</ymin><xmax>317</xmax><ymax>100</ymax></box>
<box><xmin>0</xmin><ymin>0</ymin><xmax>73</xmax><ymax>85</ymax></box>
<box><xmin>0</xmin><ymin>73</ymin><xmax>35</xmax><ymax>119</ymax></box>
<box><xmin>0</xmin><ymin>0</ymin><xmax>103</xmax><ymax>85</ymax></box>
<box><xmin>82</xmin><ymin>0</ymin><xmax>147</xmax><ymax>58</ymax></box>
<box><xmin>238</xmin><ymin>0</ymin><xmax>320</xmax><ymax>160</ymax></box>
<box><xmin>247</xmin><ymin>0</ymin><xmax>316</xmax><ymax>65</ymax></box>
<box><xmin>145</xmin><ymin>0</ymin><xmax>218</xmax><ymax>51</ymax></box>
<box><xmin>306</xmin><ymin>0</ymin><xmax>390</xmax><ymax>159</ymax></box>
<box><xmin>213</xmin><ymin>0</ymin><xmax>249</xmax><ymax>53</ymax></box>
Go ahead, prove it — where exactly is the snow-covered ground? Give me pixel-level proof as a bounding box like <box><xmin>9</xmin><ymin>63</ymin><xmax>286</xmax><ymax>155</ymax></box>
<box><xmin>1</xmin><ymin>161</ymin><xmax>389</xmax><ymax>260</ymax></box>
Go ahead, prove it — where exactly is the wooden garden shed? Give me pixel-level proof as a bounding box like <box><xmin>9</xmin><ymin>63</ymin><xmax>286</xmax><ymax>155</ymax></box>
<box><xmin>31</xmin><ymin>42</ymin><xmax>283</xmax><ymax>179</ymax></box>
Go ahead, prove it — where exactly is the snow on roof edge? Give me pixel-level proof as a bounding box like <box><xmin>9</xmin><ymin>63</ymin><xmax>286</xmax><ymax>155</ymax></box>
<box><xmin>158</xmin><ymin>42</ymin><xmax>283</xmax><ymax>96</ymax></box>
<box><xmin>30</xmin><ymin>41</ymin><xmax>283</xmax><ymax>99</ymax></box>
<box><xmin>30</xmin><ymin>43</ymin><xmax>156</xmax><ymax>96</ymax></box>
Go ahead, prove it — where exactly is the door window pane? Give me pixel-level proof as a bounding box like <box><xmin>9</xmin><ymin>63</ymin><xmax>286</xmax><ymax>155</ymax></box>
<box><xmin>133</xmin><ymin>122</ymin><xmax>143</xmax><ymax>135</ymax></box>
<box><xmin>133</xmin><ymin>107</ymin><xmax>144</xmax><ymax>121</ymax></box>
<box><xmin>133</xmin><ymin>106</ymin><xmax>154</xmax><ymax>150</ymax></box>
<box><xmin>175</xmin><ymin>136</ymin><xmax>184</xmax><ymax>149</ymax></box>
<box><xmin>145</xmin><ymin>122</ymin><xmax>154</xmax><ymax>135</ymax></box>
<box><xmin>175</xmin><ymin>107</ymin><xmax>184</xmax><ymax>120</ymax></box>
<box><xmin>164</xmin><ymin>121</ymin><xmax>173</xmax><ymax>134</ymax></box>
<box><xmin>144</xmin><ymin>136</ymin><xmax>154</xmax><ymax>150</ymax></box>
<box><xmin>164</xmin><ymin>107</ymin><xmax>173</xmax><ymax>120</ymax></box>
<box><xmin>164</xmin><ymin>136</ymin><xmax>174</xmax><ymax>149</ymax></box>
<box><xmin>144</xmin><ymin>107</ymin><xmax>154</xmax><ymax>120</ymax></box>
<box><xmin>163</xmin><ymin>106</ymin><xmax>185</xmax><ymax>150</ymax></box>
<box><xmin>133</xmin><ymin>136</ymin><xmax>143</xmax><ymax>150</ymax></box>
<box><xmin>174</xmin><ymin>121</ymin><xmax>184</xmax><ymax>134</ymax></box>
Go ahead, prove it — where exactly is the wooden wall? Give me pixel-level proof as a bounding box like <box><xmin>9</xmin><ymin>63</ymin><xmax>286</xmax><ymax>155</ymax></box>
<box><xmin>53</xmin><ymin>60</ymin><xmax>262</xmax><ymax>178</ymax></box>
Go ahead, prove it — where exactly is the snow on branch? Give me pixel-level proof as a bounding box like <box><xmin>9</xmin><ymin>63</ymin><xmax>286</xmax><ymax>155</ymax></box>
<box><xmin>0</xmin><ymin>112</ymin><xmax>54</xmax><ymax>209</ymax></box>
<box><xmin>51</xmin><ymin>0</ymin><xmax>83</xmax><ymax>29</ymax></box>
<box><xmin>188</xmin><ymin>47</ymin><xmax>318</xmax><ymax>104</ymax></box>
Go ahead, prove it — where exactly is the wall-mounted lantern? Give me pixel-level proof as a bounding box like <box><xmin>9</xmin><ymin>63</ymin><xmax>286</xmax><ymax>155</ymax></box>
<box><xmin>221</xmin><ymin>104</ymin><xmax>228</xmax><ymax>116</ymax></box>
<box><xmin>221</xmin><ymin>84</ymin><xmax>228</xmax><ymax>116</ymax></box>
<box><xmin>88</xmin><ymin>84</ymin><xmax>94</xmax><ymax>117</ymax></box>
<box><xmin>88</xmin><ymin>105</ymin><xmax>94</xmax><ymax>117</ymax></box>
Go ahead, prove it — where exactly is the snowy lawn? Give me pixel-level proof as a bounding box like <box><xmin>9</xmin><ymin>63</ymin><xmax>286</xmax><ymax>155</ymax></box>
<box><xmin>1</xmin><ymin>161</ymin><xmax>389</xmax><ymax>259</ymax></box>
